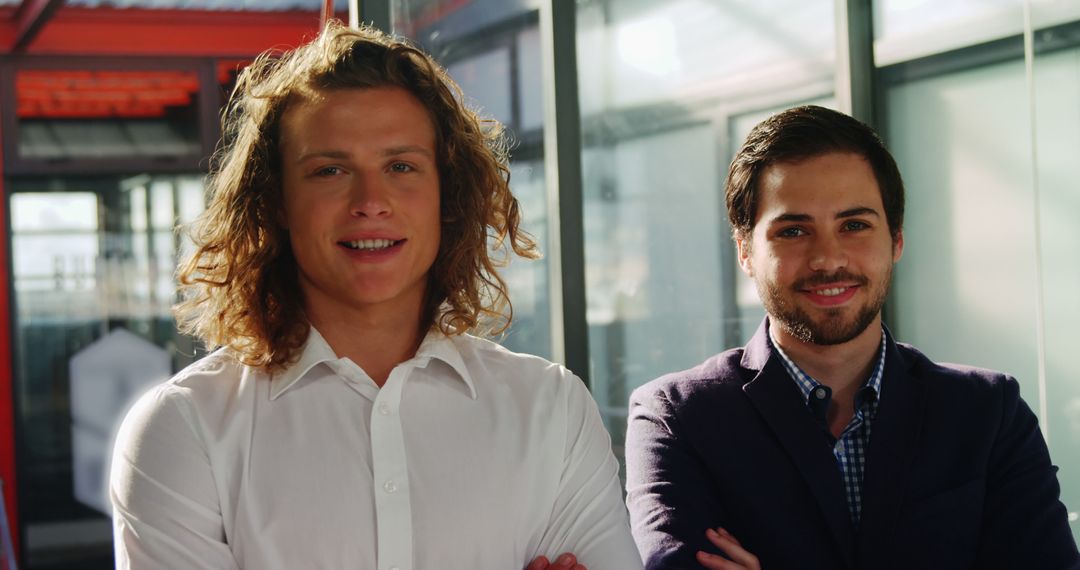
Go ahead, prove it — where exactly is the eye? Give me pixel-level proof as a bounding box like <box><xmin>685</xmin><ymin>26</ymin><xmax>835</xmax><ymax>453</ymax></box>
<box><xmin>776</xmin><ymin>226</ymin><xmax>807</xmax><ymax>238</ymax></box>
<box><xmin>389</xmin><ymin>162</ymin><xmax>415</xmax><ymax>173</ymax></box>
<box><xmin>313</xmin><ymin>165</ymin><xmax>343</xmax><ymax>177</ymax></box>
<box><xmin>841</xmin><ymin>220</ymin><xmax>870</xmax><ymax>232</ymax></box>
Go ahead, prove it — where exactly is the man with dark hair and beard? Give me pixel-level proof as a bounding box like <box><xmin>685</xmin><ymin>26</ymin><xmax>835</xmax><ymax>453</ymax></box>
<box><xmin>624</xmin><ymin>105</ymin><xmax>1079</xmax><ymax>570</ymax></box>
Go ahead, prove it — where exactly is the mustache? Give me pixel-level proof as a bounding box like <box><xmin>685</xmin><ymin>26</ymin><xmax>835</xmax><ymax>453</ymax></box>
<box><xmin>793</xmin><ymin>270</ymin><xmax>869</xmax><ymax>289</ymax></box>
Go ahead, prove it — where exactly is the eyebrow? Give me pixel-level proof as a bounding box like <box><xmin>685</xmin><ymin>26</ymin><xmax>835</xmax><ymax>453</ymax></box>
<box><xmin>381</xmin><ymin>145</ymin><xmax>434</xmax><ymax>159</ymax></box>
<box><xmin>766</xmin><ymin>207</ymin><xmax>881</xmax><ymax>225</ymax></box>
<box><xmin>295</xmin><ymin>145</ymin><xmax>434</xmax><ymax>164</ymax></box>
<box><xmin>295</xmin><ymin>150</ymin><xmax>348</xmax><ymax>163</ymax></box>
<box><xmin>838</xmin><ymin>207</ymin><xmax>880</xmax><ymax>218</ymax></box>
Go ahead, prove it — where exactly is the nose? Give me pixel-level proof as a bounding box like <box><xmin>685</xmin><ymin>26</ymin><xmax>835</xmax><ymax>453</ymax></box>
<box><xmin>807</xmin><ymin>233</ymin><xmax>847</xmax><ymax>273</ymax></box>
<box><xmin>348</xmin><ymin>173</ymin><xmax>392</xmax><ymax>218</ymax></box>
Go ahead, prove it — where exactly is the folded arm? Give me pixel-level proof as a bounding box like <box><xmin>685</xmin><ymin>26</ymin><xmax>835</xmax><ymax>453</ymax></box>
<box><xmin>533</xmin><ymin>373</ymin><xmax>645</xmax><ymax>570</ymax></box>
<box><xmin>110</xmin><ymin>386</ymin><xmax>239</xmax><ymax>569</ymax></box>
<box><xmin>625</xmin><ymin>388</ymin><xmax>737</xmax><ymax>569</ymax></box>
<box><xmin>975</xmin><ymin>377</ymin><xmax>1079</xmax><ymax>569</ymax></box>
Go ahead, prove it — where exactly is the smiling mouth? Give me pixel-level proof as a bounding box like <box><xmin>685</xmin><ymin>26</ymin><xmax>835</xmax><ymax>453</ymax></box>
<box><xmin>339</xmin><ymin>238</ymin><xmax>404</xmax><ymax>251</ymax></box>
<box><xmin>814</xmin><ymin>286</ymin><xmax>852</xmax><ymax>297</ymax></box>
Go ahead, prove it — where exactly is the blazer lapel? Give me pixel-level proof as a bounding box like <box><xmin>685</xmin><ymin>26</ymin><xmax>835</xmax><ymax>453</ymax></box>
<box><xmin>740</xmin><ymin>321</ymin><xmax>858</xmax><ymax>569</ymax></box>
<box><xmin>857</xmin><ymin>334</ymin><xmax>926</xmax><ymax>563</ymax></box>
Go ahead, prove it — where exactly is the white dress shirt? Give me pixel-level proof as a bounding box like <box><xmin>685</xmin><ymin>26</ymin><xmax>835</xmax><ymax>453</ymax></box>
<box><xmin>110</xmin><ymin>328</ymin><xmax>643</xmax><ymax>570</ymax></box>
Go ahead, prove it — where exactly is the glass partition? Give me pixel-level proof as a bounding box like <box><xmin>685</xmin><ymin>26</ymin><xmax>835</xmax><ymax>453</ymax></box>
<box><xmin>10</xmin><ymin>175</ymin><xmax>205</xmax><ymax>568</ymax></box>
<box><xmin>1031</xmin><ymin>8</ymin><xmax>1080</xmax><ymax>533</ymax></box>
<box><xmin>576</xmin><ymin>0</ymin><xmax>839</xmax><ymax>464</ymax></box>
<box><xmin>392</xmin><ymin>0</ymin><xmax>554</xmax><ymax>360</ymax></box>
<box><xmin>878</xmin><ymin>0</ymin><xmax>1080</xmax><ymax>540</ymax></box>
<box><xmin>394</xmin><ymin>0</ymin><xmax>845</xmax><ymax>466</ymax></box>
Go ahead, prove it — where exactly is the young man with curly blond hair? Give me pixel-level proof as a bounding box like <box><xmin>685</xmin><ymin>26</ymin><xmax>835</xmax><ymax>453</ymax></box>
<box><xmin>110</xmin><ymin>22</ymin><xmax>642</xmax><ymax>570</ymax></box>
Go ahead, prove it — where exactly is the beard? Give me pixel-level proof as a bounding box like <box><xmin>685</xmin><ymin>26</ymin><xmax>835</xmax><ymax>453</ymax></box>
<box><xmin>758</xmin><ymin>266</ymin><xmax>891</xmax><ymax>346</ymax></box>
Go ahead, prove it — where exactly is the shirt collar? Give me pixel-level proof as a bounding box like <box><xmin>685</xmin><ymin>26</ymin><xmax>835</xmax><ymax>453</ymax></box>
<box><xmin>767</xmin><ymin>323</ymin><xmax>887</xmax><ymax>407</ymax></box>
<box><xmin>269</xmin><ymin>327</ymin><xmax>476</xmax><ymax>400</ymax></box>
<box><xmin>414</xmin><ymin>331</ymin><xmax>476</xmax><ymax>399</ymax></box>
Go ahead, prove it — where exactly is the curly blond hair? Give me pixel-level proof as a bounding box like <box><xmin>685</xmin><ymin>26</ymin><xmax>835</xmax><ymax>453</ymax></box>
<box><xmin>175</xmin><ymin>21</ymin><xmax>538</xmax><ymax>370</ymax></box>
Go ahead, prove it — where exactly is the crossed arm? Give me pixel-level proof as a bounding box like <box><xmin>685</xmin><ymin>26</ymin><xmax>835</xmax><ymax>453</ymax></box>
<box><xmin>624</xmin><ymin>387</ymin><xmax>765</xmax><ymax>569</ymax></box>
<box><xmin>536</xmin><ymin>529</ymin><xmax>761</xmax><ymax>570</ymax></box>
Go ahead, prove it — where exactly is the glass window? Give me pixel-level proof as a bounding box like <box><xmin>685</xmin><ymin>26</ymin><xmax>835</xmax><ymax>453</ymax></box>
<box><xmin>576</xmin><ymin>0</ymin><xmax>839</xmax><ymax>466</ymax></box>
<box><xmin>517</xmin><ymin>27</ymin><xmax>544</xmax><ymax>132</ymax></box>
<box><xmin>10</xmin><ymin>175</ymin><xmax>205</xmax><ymax>567</ymax></box>
<box><xmin>1031</xmin><ymin>40</ymin><xmax>1080</xmax><ymax>537</ymax></box>
<box><xmin>395</xmin><ymin>0</ymin><xmax>844</xmax><ymax>467</ymax></box>
<box><xmin>879</xmin><ymin>1</ymin><xmax>1080</xmax><ymax>539</ymax></box>
<box><xmin>873</xmin><ymin>0</ymin><xmax>1080</xmax><ymax>65</ymax></box>
<box><xmin>447</xmin><ymin>48</ymin><xmax>513</xmax><ymax>126</ymax></box>
<box><xmin>392</xmin><ymin>0</ymin><xmax>555</xmax><ymax>361</ymax></box>
<box><xmin>577</xmin><ymin>0</ymin><xmax>835</xmax><ymax>116</ymax></box>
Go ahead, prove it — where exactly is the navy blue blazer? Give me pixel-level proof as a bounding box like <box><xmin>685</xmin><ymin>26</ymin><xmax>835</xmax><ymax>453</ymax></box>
<box><xmin>626</xmin><ymin>319</ymin><xmax>1079</xmax><ymax>569</ymax></box>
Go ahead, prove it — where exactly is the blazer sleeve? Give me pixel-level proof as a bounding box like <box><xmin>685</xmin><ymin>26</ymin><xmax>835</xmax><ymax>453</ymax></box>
<box><xmin>975</xmin><ymin>377</ymin><xmax>1080</xmax><ymax>569</ymax></box>
<box><xmin>625</xmin><ymin>384</ymin><xmax>730</xmax><ymax>569</ymax></box>
<box><xmin>110</xmin><ymin>385</ymin><xmax>240</xmax><ymax>570</ymax></box>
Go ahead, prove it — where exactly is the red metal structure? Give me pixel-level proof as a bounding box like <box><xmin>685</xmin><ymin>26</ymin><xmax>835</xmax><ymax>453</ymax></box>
<box><xmin>0</xmin><ymin>1</ymin><xmax>338</xmax><ymax>562</ymax></box>
<box><xmin>0</xmin><ymin>100</ymin><xmax>14</xmax><ymax>565</ymax></box>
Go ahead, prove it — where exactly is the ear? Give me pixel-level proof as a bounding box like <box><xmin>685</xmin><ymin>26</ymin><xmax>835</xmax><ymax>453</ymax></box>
<box><xmin>736</xmin><ymin>234</ymin><xmax>754</xmax><ymax>277</ymax></box>
<box><xmin>892</xmin><ymin>229</ymin><xmax>904</xmax><ymax>263</ymax></box>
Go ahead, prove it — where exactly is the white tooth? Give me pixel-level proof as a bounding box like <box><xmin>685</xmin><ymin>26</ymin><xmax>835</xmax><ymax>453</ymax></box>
<box><xmin>345</xmin><ymin>239</ymin><xmax>395</xmax><ymax>250</ymax></box>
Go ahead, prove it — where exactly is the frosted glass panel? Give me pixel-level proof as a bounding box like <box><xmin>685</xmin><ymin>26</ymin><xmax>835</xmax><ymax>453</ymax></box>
<box><xmin>1032</xmin><ymin>45</ymin><xmax>1080</xmax><ymax>533</ymax></box>
<box><xmin>886</xmin><ymin>59</ymin><xmax>1040</xmax><ymax>402</ymax></box>
<box><xmin>577</xmin><ymin>0</ymin><xmax>834</xmax><ymax>115</ymax></box>
<box><xmin>577</xmin><ymin>0</ymin><xmax>839</xmax><ymax>465</ymax></box>
<box><xmin>874</xmin><ymin>0</ymin><xmax>1080</xmax><ymax>65</ymax></box>
<box><xmin>582</xmin><ymin>124</ymin><xmax>727</xmax><ymax>458</ymax></box>
<box><xmin>886</xmin><ymin>44</ymin><xmax>1080</xmax><ymax>536</ymax></box>
<box><xmin>391</xmin><ymin>0</ymin><xmax>553</xmax><ymax>361</ymax></box>
<box><xmin>446</xmin><ymin>48</ymin><xmax>512</xmax><ymax>126</ymax></box>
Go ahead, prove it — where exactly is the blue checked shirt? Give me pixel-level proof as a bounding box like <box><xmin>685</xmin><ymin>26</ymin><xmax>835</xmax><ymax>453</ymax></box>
<box><xmin>768</xmin><ymin>329</ymin><xmax>886</xmax><ymax>526</ymax></box>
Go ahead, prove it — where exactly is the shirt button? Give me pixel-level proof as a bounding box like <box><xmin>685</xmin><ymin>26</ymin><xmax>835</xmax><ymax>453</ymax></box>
<box><xmin>383</xmin><ymin>479</ymin><xmax>398</xmax><ymax>493</ymax></box>
<box><xmin>378</xmin><ymin>402</ymin><xmax>392</xmax><ymax>415</ymax></box>
<box><xmin>813</xmin><ymin>387</ymin><xmax>828</xmax><ymax>400</ymax></box>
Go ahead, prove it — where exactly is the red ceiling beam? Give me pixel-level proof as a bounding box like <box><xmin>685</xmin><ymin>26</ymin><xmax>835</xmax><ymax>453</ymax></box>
<box><xmin>3</xmin><ymin>6</ymin><xmax>335</xmax><ymax>57</ymax></box>
<box><xmin>12</xmin><ymin>0</ymin><xmax>64</xmax><ymax>52</ymax></box>
<box><xmin>16</xmin><ymin>69</ymin><xmax>203</xmax><ymax>118</ymax></box>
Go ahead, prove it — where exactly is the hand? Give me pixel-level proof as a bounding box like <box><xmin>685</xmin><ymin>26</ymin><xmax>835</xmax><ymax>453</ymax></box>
<box><xmin>525</xmin><ymin>552</ymin><xmax>587</xmax><ymax>570</ymax></box>
<box><xmin>696</xmin><ymin>527</ymin><xmax>761</xmax><ymax>570</ymax></box>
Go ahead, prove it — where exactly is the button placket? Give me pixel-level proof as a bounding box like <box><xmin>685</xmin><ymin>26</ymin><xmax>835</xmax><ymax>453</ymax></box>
<box><xmin>370</xmin><ymin>365</ymin><xmax>414</xmax><ymax>570</ymax></box>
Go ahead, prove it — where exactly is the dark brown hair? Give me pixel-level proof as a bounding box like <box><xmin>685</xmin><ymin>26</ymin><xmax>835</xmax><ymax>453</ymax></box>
<box><xmin>725</xmin><ymin>105</ymin><xmax>905</xmax><ymax>241</ymax></box>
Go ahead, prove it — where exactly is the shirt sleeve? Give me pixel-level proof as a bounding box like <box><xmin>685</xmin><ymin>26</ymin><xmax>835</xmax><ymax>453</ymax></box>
<box><xmin>624</xmin><ymin>386</ymin><xmax>729</xmax><ymax>569</ymax></box>
<box><xmin>109</xmin><ymin>384</ymin><xmax>239</xmax><ymax>570</ymax></box>
<box><xmin>533</xmin><ymin>371</ymin><xmax>645</xmax><ymax>570</ymax></box>
<box><xmin>975</xmin><ymin>377</ymin><xmax>1080</xmax><ymax>569</ymax></box>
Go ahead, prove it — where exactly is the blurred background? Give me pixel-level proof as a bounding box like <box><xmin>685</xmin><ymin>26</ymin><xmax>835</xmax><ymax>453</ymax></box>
<box><xmin>0</xmin><ymin>0</ymin><xmax>1077</xmax><ymax>566</ymax></box>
